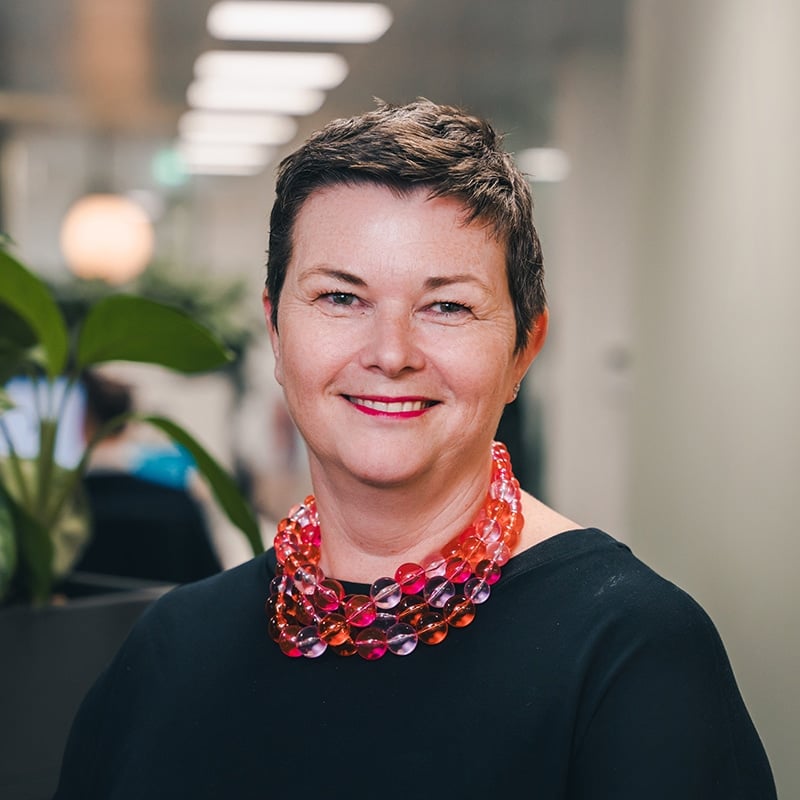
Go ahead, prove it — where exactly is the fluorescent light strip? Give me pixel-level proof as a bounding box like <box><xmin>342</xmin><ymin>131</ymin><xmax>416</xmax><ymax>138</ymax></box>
<box><xmin>515</xmin><ymin>148</ymin><xmax>571</xmax><ymax>183</ymax></box>
<box><xmin>195</xmin><ymin>50</ymin><xmax>348</xmax><ymax>90</ymax></box>
<box><xmin>177</xmin><ymin>141</ymin><xmax>274</xmax><ymax>168</ymax></box>
<box><xmin>183</xmin><ymin>163</ymin><xmax>265</xmax><ymax>177</ymax></box>
<box><xmin>207</xmin><ymin>1</ymin><xmax>393</xmax><ymax>43</ymax></box>
<box><xmin>187</xmin><ymin>81</ymin><xmax>325</xmax><ymax>114</ymax></box>
<box><xmin>178</xmin><ymin>111</ymin><xmax>298</xmax><ymax>145</ymax></box>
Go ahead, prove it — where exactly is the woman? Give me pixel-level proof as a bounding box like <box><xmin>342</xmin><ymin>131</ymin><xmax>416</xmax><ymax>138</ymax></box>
<box><xmin>54</xmin><ymin>100</ymin><xmax>776</xmax><ymax>799</ymax></box>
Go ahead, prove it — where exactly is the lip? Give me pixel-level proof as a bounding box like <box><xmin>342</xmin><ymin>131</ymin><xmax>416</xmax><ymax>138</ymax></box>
<box><xmin>344</xmin><ymin>395</ymin><xmax>438</xmax><ymax>418</ymax></box>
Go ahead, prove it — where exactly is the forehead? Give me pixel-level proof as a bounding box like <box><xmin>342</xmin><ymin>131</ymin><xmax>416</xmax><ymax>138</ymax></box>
<box><xmin>290</xmin><ymin>183</ymin><xmax>505</xmax><ymax>272</ymax></box>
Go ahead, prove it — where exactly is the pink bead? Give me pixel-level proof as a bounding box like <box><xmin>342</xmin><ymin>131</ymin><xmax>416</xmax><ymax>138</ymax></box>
<box><xmin>386</xmin><ymin>622</ymin><xmax>418</xmax><ymax>655</ymax></box>
<box><xmin>297</xmin><ymin>626</ymin><xmax>328</xmax><ymax>658</ymax></box>
<box><xmin>344</xmin><ymin>594</ymin><xmax>377</xmax><ymax>627</ymax></box>
<box><xmin>370</xmin><ymin>576</ymin><xmax>403</xmax><ymax>609</ymax></box>
<box><xmin>423</xmin><ymin>576</ymin><xmax>456</xmax><ymax>608</ymax></box>
<box><xmin>423</xmin><ymin>555</ymin><xmax>447</xmax><ymax>578</ymax></box>
<box><xmin>474</xmin><ymin>517</ymin><xmax>502</xmax><ymax>543</ymax></box>
<box><xmin>444</xmin><ymin>557</ymin><xmax>472</xmax><ymax>584</ymax></box>
<box><xmin>486</xmin><ymin>541</ymin><xmax>511</xmax><ymax>566</ymax></box>
<box><xmin>464</xmin><ymin>576</ymin><xmax>491</xmax><ymax>604</ymax></box>
<box><xmin>292</xmin><ymin>563</ymin><xmax>323</xmax><ymax>595</ymax></box>
<box><xmin>475</xmin><ymin>559</ymin><xmax>502</xmax><ymax>585</ymax></box>
<box><xmin>395</xmin><ymin>562</ymin><xmax>426</xmax><ymax>594</ymax></box>
<box><xmin>355</xmin><ymin>627</ymin><xmax>388</xmax><ymax>660</ymax></box>
<box><xmin>278</xmin><ymin>625</ymin><xmax>303</xmax><ymax>657</ymax></box>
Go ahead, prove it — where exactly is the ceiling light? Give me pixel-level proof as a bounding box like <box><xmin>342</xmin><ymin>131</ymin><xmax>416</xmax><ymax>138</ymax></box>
<box><xmin>515</xmin><ymin>148</ymin><xmax>571</xmax><ymax>183</ymax></box>
<box><xmin>195</xmin><ymin>51</ymin><xmax>348</xmax><ymax>90</ymax></box>
<box><xmin>207</xmin><ymin>1</ymin><xmax>392</xmax><ymax>43</ymax></box>
<box><xmin>177</xmin><ymin>142</ymin><xmax>274</xmax><ymax>170</ymax></box>
<box><xmin>187</xmin><ymin>80</ymin><xmax>325</xmax><ymax>114</ymax></box>
<box><xmin>178</xmin><ymin>111</ymin><xmax>298</xmax><ymax>145</ymax></box>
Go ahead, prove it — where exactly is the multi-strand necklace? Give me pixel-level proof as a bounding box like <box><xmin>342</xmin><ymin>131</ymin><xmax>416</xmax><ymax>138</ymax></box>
<box><xmin>266</xmin><ymin>441</ymin><xmax>523</xmax><ymax>660</ymax></box>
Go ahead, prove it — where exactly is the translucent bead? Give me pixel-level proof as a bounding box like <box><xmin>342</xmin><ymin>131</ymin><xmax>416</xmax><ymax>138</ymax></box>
<box><xmin>395</xmin><ymin>562</ymin><xmax>426</xmax><ymax>594</ymax></box>
<box><xmin>443</xmin><ymin>596</ymin><xmax>476</xmax><ymax>627</ymax></box>
<box><xmin>297</xmin><ymin>625</ymin><xmax>327</xmax><ymax>658</ymax></box>
<box><xmin>344</xmin><ymin>594</ymin><xmax>377</xmax><ymax>627</ymax></box>
<box><xmin>331</xmin><ymin>638</ymin><xmax>357</xmax><ymax>657</ymax></box>
<box><xmin>485</xmin><ymin>541</ymin><xmax>511</xmax><ymax>566</ymax></box>
<box><xmin>474</xmin><ymin>559</ymin><xmax>502</xmax><ymax>585</ymax></box>
<box><xmin>483</xmin><ymin>499</ymin><xmax>510</xmax><ymax>522</ymax></box>
<box><xmin>459</xmin><ymin>535</ymin><xmax>487</xmax><ymax>563</ymax></box>
<box><xmin>313</xmin><ymin>579</ymin><xmax>344</xmax><ymax>613</ymax></box>
<box><xmin>372</xmin><ymin>611</ymin><xmax>399</xmax><ymax>630</ymax></box>
<box><xmin>397</xmin><ymin>594</ymin><xmax>427</xmax><ymax>627</ymax></box>
<box><xmin>370</xmin><ymin>576</ymin><xmax>403</xmax><ymax>609</ymax></box>
<box><xmin>474</xmin><ymin>517</ymin><xmax>502</xmax><ymax>543</ymax></box>
<box><xmin>269</xmin><ymin>574</ymin><xmax>290</xmax><ymax>596</ymax></box>
<box><xmin>444</xmin><ymin>557</ymin><xmax>472</xmax><ymax>584</ymax></box>
<box><xmin>416</xmin><ymin>611</ymin><xmax>448</xmax><ymax>645</ymax></box>
<box><xmin>490</xmin><ymin>478</ymin><xmax>518</xmax><ymax>505</ymax></box>
<box><xmin>386</xmin><ymin>622</ymin><xmax>418</xmax><ymax>655</ymax></box>
<box><xmin>423</xmin><ymin>555</ymin><xmax>447</xmax><ymax>578</ymax></box>
<box><xmin>464</xmin><ymin>576</ymin><xmax>491</xmax><ymax>604</ymax></box>
<box><xmin>355</xmin><ymin>627</ymin><xmax>388</xmax><ymax>660</ymax></box>
<box><xmin>267</xmin><ymin>613</ymin><xmax>286</xmax><ymax>642</ymax></box>
<box><xmin>293</xmin><ymin>563</ymin><xmax>323</xmax><ymax>595</ymax></box>
<box><xmin>278</xmin><ymin>625</ymin><xmax>303</xmax><ymax>657</ymax></box>
<box><xmin>317</xmin><ymin>613</ymin><xmax>350</xmax><ymax>645</ymax></box>
<box><xmin>423</xmin><ymin>576</ymin><xmax>456</xmax><ymax>608</ymax></box>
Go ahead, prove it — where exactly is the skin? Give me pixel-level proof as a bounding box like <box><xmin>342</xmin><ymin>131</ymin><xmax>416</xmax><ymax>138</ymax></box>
<box><xmin>264</xmin><ymin>183</ymin><xmax>577</xmax><ymax>581</ymax></box>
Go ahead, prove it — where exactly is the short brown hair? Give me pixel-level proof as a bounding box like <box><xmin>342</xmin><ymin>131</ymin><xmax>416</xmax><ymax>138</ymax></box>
<box><xmin>266</xmin><ymin>98</ymin><xmax>545</xmax><ymax>351</ymax></box>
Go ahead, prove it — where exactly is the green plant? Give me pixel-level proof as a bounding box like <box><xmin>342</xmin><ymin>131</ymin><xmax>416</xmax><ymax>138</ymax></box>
<box><xmin>0</xmin><ymin>240</ymin><xmax>263</xmax><ymax>605</ymax></box>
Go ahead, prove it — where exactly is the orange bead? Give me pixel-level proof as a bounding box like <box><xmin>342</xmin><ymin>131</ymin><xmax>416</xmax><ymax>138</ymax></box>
<box><xmin>416</xmin><ymin>611</ymin><xmax>448</xmax><ymax>645</ymax></box>
<box><xmin>317</xmin><ymin>613</ymin><xmax>350</xmax><ymax>645</ymax></box>
<box><xmin>443</xmin><ymin>596</ymin><xmax>476</xmax><ymax>628</ymax></box>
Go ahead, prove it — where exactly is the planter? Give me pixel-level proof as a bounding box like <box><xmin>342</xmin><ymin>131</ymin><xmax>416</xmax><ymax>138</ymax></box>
<box><xmin>0</xmin><ymin>573</ymin><xmax>172</xmax><ymax>800</ymax></box>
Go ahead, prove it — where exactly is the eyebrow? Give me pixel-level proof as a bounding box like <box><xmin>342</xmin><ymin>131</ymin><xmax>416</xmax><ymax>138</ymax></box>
<box><xmin>299</xmin><ymin>266</ymin><xmax>491</xmax><ymax>293</ymax></box>
<box><xmin>299</xmin><ymin>267</ymin><xmax>367</xmax><ymax>287</ymax></box>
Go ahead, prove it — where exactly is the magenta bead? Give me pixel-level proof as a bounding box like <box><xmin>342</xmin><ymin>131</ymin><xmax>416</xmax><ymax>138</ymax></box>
<box><xmin>475</xmin><ymin>559</ymin><xmax>502</xmax><ymax>585</ymax></box>
<box><xmin>386</xmin><ymin>623</ymin><xmax>418</xmax><ymax>655</ymax></box>
<box><xmin>370</xmin><ymin>576</ymin><xmax>403</xmax><ymax>609</ymax></box>
<box><xmin>344</xmin><ymin>595</ymin><xmax>377</xmax><ymax>627</ymax></box>
<box><xmin>395</xmin><ymin>562</ymin><xmax>426</xmax><ymax>594</ymax></box>
<box><xmin>444</xmin><ymin>557</ymin><xmax>472</xmax><ymax>584</ymax></box>
<box><xmin>355</xmin><ymin>627</ymin><xmax>388</xmax><ymax>660</ymax></box>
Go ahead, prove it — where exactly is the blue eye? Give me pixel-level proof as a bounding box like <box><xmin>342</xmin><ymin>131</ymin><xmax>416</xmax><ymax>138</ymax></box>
<box><xmin>323</xmin><ymin>292</ymin><xmax>356</xmax><ymax>305</ymax></box>
<box><xmin>433</xmin><ymin>301</ymin><xmax>471</xmax><ymax>315</ymax></box>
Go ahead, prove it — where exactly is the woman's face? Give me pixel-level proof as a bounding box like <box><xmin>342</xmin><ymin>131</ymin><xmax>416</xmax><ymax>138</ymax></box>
<box><xmin>264</xmin><ymin>183</ymin><xmax>546</xmax><ymax>490</ymax></box>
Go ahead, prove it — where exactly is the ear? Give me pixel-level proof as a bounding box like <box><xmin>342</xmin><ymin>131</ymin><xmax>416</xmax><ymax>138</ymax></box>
<box><xmin>509</xmin><ymin>309</ymin><xmax>549</xmax><ymax>400</ymax></box>
<box><xmin>262</xmin><ymin>289</ymin><xmax>285</xmax><ymax>387</ymax></box>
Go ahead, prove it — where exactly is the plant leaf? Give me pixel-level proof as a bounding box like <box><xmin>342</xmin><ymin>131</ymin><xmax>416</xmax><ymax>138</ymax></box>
<box><xmin>0</xmin><ymin>248</ymin><xmax>69</xmax><ymax>377</ymax></box>
<box><xmin>0</xmin><ymin>490</ymin><xmax>18</xmax><ymax>601</ymax></box>
<box><xmin>0</xmin><ymin>481</ymin><xmax>53</xmax><ymax>604</ymax></box>
<box><xmin>142</xmin><ymin>415</ymin><xmax>263</xmax><ymax>556</ymax></box>
<box><xmin>76</xmin><ymin>295</ymin><xmax>233</xmax><ymax>373</ymax></box>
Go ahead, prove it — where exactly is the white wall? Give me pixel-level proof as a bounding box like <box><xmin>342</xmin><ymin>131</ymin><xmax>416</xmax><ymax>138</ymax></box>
<box><xmin>626</xmin><ymin>1</ymin><xmax>800</xmax><ymax>795</ymax></box>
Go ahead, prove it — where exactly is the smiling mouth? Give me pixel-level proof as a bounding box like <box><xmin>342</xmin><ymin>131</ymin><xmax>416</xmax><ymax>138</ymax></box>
<box><xmin>345</xmin><ymin>396</ymin><xmax>438</xmax><ymax>415</ymax></box>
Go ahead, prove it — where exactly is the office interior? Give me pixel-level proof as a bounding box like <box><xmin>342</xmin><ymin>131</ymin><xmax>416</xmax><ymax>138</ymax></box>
<box><xmin>0</xmin><ymin>1</ymin><xmax>797</xmax><ymax>797</ymax></box>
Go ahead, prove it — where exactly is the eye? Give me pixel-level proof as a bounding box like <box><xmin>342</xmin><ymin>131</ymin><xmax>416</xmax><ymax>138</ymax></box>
<box><xmin>320</xmin><ymin>291</ymin><xmax>357</xmax><ymax>306</ymax></box>
<box><xmin>431</xmin><ymin>301</ymin><xmax>472</xmax><ymax>316</ymax></box>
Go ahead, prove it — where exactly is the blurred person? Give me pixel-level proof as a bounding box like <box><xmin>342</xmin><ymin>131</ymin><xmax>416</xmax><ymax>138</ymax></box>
<box><xmin>54</xmin><ymin>100</ymin><xmax>775</xmax><ymax>799</ymax></box>
<box><xmin>72</xmin><ymin>369</ymin><xmax>222</xmax><ymax>584</ymax></box>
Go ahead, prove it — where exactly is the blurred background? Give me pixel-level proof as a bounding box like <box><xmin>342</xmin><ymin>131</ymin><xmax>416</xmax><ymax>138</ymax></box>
<box><xmin>0</xmin><ymin>0</ymin><xmax>797</xmax><ymax>794</ymax></box>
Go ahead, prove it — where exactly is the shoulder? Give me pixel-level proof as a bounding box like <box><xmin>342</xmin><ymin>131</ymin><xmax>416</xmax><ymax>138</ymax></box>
<box><xmin>129</xmin><ymin>553</ymin><xmax>271</xmax><ymax>649</ymax></box>
<box><xmin>507</xmin><ymin>527</ymin><xmax>723</xmax><ymax>653</ymax></box>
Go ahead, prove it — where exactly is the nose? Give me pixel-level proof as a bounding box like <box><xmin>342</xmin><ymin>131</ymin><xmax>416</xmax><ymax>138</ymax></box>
<box><xmin>359</xmin><ymin>307</ymin><xmax>425</xmax><ymax>376</ymax></box>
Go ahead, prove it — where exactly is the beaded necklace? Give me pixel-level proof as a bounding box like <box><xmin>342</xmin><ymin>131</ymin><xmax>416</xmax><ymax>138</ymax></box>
<box><xmin>266</xmin><ymin>441</ymin><xmax>523</xmax><ymax>660</ymax></box>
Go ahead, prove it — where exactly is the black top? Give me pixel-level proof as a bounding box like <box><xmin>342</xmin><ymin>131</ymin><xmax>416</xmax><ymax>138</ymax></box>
<box><xmin>53</xmin><ymin>528</ymin><xmax>776</xmax><ymax>799</ymax></box>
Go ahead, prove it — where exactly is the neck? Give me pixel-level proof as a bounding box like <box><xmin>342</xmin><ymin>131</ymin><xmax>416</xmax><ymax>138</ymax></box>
<box><xmin>305</xmin><ymin>455</ymin><xmax>493</xmax><ymax>583</ymax></box>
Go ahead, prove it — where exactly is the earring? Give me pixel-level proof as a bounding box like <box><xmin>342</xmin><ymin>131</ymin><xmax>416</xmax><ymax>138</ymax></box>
<box><xmin>511</xmin><ymin>382</ymin><xmax>521</xmax><ymax>400</ymax></box>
